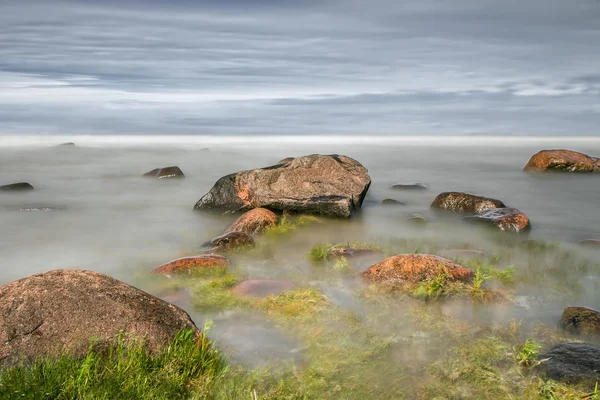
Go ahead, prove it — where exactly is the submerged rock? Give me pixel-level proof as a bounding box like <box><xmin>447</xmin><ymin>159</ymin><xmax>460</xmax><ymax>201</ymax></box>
<box><xmin>407</xmin><ymin>213</ymin><xmax>428</xmax><ymax>224</ymax></box>
<box><xmin>152</xmin><ymin>254</ymin><xmax>229</xmax><ymax>276</ymax></box>
<box><xmin>390</xmin><ymin>183</ymin><xmax>428</xmax><ymax>191</ymax></box>
<box><xmin>57</xmin><ymin>142</ymin><xmax>76</xmax><ymax>146</ymax></box>
<box><xmin>363</xmin><ymin>254</ymin><xmax>474</xmax><ymax>290</ymax></box>
<box><xmin>0</xmin><ymin>182</ymin><xmax>34</xmax><ymax>191</ymax></box>
<box><xmin>0</xmin><ymin>269</ymin><xmax>198</xmax><ymax>367</ymax></box>
<box><xmin>382</xmin><ymin>199</ymin><xmax>406</xmax><ymax>206</ymax></box>
<box><xmin>524</xmin><ymin>149</ymin><xmax>600</xmax><ymax>172</ymax></box>
<box><xmin>225</xmin><ymin>208</ymin><xmax>278</xmax><ymax>234</ymax></box>
<box><xmin>328</xmin><ymin>247</ymin><xmax>382</xmax><ymax>259</ymax></box>
<box><xmin>431</xmin><ymin>192</ymin><xmax>505</xmax><ymax>213</ymax></box>
<box><xmin>143</xmin><ymin>166</ymin><xmax>185</xmax><ymax>179</ymax></box>
<box><xmin>232</xmin><ymin>280</ymin><xmax>296</xmax><ymax>298</ymax></box>
<box><xmin>463</xmin><ymin>208</ymin><xmax>531</xmax><ymax>233</ymax></box>
<box><xmin>559</xmin><ymin>306</ymin><xmax>600</xmax><ymax>337</ymax></box>
<box><xmin>202</xmin><ymin>231</ymin><xmax>255</xmax><ymax>253</ymax></box>
<box><xmin>579</xmin><ymin>239</ymin><xmax>600</xmax><ymax>247</ymax></box>
<box><xmin>537</xmin><ymin>342</ymin><xmax>600</xmax><ymax>384</ymax></box>
<box><xmin>194</xmin><ymin>154</ymin><xmax>371</xmax><ymax>218</ymax></box>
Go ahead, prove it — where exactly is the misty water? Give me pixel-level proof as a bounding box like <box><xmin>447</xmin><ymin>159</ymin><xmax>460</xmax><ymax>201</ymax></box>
<box><xmin>1</xmin><ymin>135</ymin><xmax>600</xmax><ymax>370</ymax></box>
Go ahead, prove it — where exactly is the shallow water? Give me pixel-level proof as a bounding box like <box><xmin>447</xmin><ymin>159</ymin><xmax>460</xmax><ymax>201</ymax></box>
<box><xmin>1</xmin><ymin>135</ymin><xmax>600</xmax><ymax>367</ymax></box>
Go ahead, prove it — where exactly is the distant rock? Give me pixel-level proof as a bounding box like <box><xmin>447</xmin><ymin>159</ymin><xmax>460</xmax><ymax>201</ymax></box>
<box><xmin>0</xmin><ymin>269</ymin><xmax>198</xmax><ymax>368</ymax></box>
<box><xmin>225</xmin><ymin>208</ymin><xmax>278</xmax><ymax>234</ymax></box>
<box><xmin>232</xmin><ymin>280</ymin><xmax>296</xmax><ymax>298</ymax></box>
<box><xmin>0</xmin><ymin>182</ymin><xmax>34</xmax><ymax>192</ymax></box>
<box><xmin>58</xmin><ymin>142</ymin><xmax>76</xmax><ymax>146</ymax></box>
<box><xmin>381</xmin><ymin>199</ymin><xmax>406</xmax><ymax>206</ymax></box>
<box><xmin>524</xmin><ymin>149</ymin><xmax>600</xmax><ymax>172</ymax></box>
<box><xmin>537</xmin><ymin>343</ymin><xmax>600</xmax><ymax>384</ymax></box>
<box><xmin>407</xmin><ymin>213</ymin><xmax>428</xmax><ymax>224</ymax></box>
<box><xmin>194</xmin><ymin>154</ymin><xmax>371</xmax><ymax>218</ymax></box>
<box><xmin>463</xmin><ymin>208</ymin><xmax>531</xmax><ymax>233</ymax></box>
<box><xmin>390</xmin><ymin>183</ymin><xmax>428</xmax><ymax>191</ymax></box>
<box><xmin>559</xmin><ymin>306</ymin><xmax>600</xmax><ymax>337</ymax></box>
<box><xmin>202</xmin><ymin>231</ymin><xmax>255</xmax><ymax>253</ymax></box>
<box><xmin>363</xmin><ymin>254</ymin><xmax>474</xmax><ymax>291</ymax></box>
<box><xmin>152</xmin><ymin>254</ymin><xmax>229</xmax><ymax>277</ymax></box>
<box><xmin>143</xmin><ymin>166</ymin><xmax>185</xmax><ymax>179</ymax></box>
<box><xmin>328</xmin><ymin>247</ymin><xmax>382</xmax><ymax>259</ymax></box>
<box><xmin>578</xmin><ymin>239</ymin><xmax>600</xmax><ymax>247</ymax></box>
<box><xmin>431</xmin><ymin>192</ymin><xmax>505</xmax><ymax>213</ymax></box>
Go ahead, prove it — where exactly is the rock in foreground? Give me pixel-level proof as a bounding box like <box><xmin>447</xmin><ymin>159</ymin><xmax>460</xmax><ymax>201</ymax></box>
<box><xmin>559</xmin><ymin>306</ymin><xmax>600</xmax><ymax>337</ymax></box>
<box><xmin>0</xmin><ymin>269</ymin><xmax>198</xmax><ymax>367</ymax></box>
<box><xmin>524</xmin><ymin>149</ymin><xmax>600</xmax><ymax>172</ymax></box>
<box><xmin>537</xmin><ymin>343</ymin><xmax>600</xmax><ymax>384</ymax></box>
<box><xmin>152</xmin><ymin>255</ymin><xmax>229</xmax><ymax>276</ymax></box>
<box><xmin>431</xmin><ymin>192</ymin><xmax>505</xmax><ymax>213</ymax></box>
<box><xmin>225</xmin><ymin>208</ymin><xmax>278</xmax><ymax>234</ymax></box>
<box><xmin>463</xmin><ymin>208</ymin><xmax>531</xmax><ymax>233</ymax></box>
<box><xmin>194</xmin><ymin>154</ymin><xmax>371</xmax><ymax>218</ymax></box>
<box><xmin>143</xmin><ymin>166</ymin><xmax>185</xmax><ymax>179</ymax></box>
<box><xmin>0</xmin><ymin>182</ymin><xmax>34</xmax><ymax>191</ymax></box>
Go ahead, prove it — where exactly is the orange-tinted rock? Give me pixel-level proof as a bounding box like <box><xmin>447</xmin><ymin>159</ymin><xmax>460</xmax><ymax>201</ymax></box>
<box><xmin>231</xmin><ymin>280</ymin><xmax>296</xmax><ymax>298</ymax></box>
<box><xmin>431</xmin><ymin>192</ymin><xmax>505</xmax><ymax>213</ymax></box>
<box><xmin>0</xmin><ymin>182</ymin><xmax>34</xmax><ymax>191</ymax></box>
<box><xmin>363</xmin><ymin>254</ymin><xmax>474</xmax><ymax>288</ymax></box>
<box><xmin>143</xmin><ymin>166</ymin><xmax>185</xmax><ymax>179</ymax></box>
<box><xmin>524</xmin><ymin>149</ymin><xmax>599</xmax><ymax>172</ymax></box>
<box><xmin>559</xmin><ymin>306</ymin><xmax>600</xmax><ymax>337</ymax></box>
<box><xmin>152</xmin><ymin>254</ymin><xmax>228</xmax><ymax>276</ymax></box>
<box><xmin>463</xmin><ymin>208</ymin><xmax>531</xmax><ymax>233</ymax></box>
<box><xmin>194</xmin><ymin>154</ymin><xmax>371</xmax><ymax>218</ymax></box>
<box><xmin>225</xmin><ymin>208</ymin><xmax>278</xmax><ymax>234</ymax></box>
<box><xmin>202</xmin><ymin>231</ymin><xmax>255</xmax><ymax>252</ymax></box>
<box><xmin>328</xmin><ymin>247</ymin><xmax>382</xmax><ymax>258</ymax></box>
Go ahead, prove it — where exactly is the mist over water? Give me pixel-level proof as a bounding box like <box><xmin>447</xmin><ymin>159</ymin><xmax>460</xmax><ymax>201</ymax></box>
<box><xmin>1</xmin><ymin>135</ymin><xmax>600</xmax><ymax>367</ymax></box>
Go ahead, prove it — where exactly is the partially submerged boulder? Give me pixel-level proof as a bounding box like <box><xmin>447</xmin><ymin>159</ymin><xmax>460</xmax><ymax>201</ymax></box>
<box><xmin>143</xmin><ymin>166</ymin><xmax>185</xmax><ymax>179</ymax></box>
<box><xmin>0</xmin><ymin>269</ymin><xmax>198</xmax><ymax>368</ymax></box>
<box><xmin>194</xmin><ymin>154</ymin><xmax>371</xmax><ymax>218</ymax></box>
<box><xmin>559</xmin><ymin>306</ymin><xmax>600</xmax><ymax>337</ymax></box>
<box><xmin>202</xmin><ymin>231</ymin><xmax>255</xmax><ymax>253</ymax></box>
<box><xmin>0</xmin><ymin>182</ymin><xmax>34</xmax><ymax>192</ymax></box>
<box><xmin>537</xmin><ymin>343</ymin><xmax>600</xmax><ymax>384</ymax></box>
<box><xmin>463</xmin><ymin>208</ymin><xmax>531</xmax><ymax>233</ymax></box>
<box><xmin>232</xmin><ymin>280</ymin><xmax>296</xmax><ymax>298</ymax></box>
<box><xmin>225</xmin><ymin>208</ymin><xmax>278</xmax><ymax>234</ymax></box>
<box><xmin>390</xmin><ymin>183</ymin><xmax>428</xmax><ymax>191</ymax></box>
<box><xmin>431</xmin><ymin>192</ymin><xmax>505</xmax><ymax>213</ymax></box>
<box><xmin>152</xmin><ymin>254</ymin><xmax>229</xmax><ymax>277</ymax></box>
<box><xmin>524</xmin><ymin>149</ymin><xmax>600</xmax><ymax>172</ymax></box>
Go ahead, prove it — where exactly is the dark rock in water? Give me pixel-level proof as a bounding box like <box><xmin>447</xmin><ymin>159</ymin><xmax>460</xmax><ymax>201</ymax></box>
<box><xmin>431</xmin><ymin>192</ymin><xmax>505</xmax><ymax>213</ymax></box>
<box><xmin>559</xmin><ymin>306</ymin><xmax>600</xmax><ymax>337</ymax></box>
<box><xmin>382</xmin><ymin>199</ymin><xmax>406</xmax><ymax>206</ymax></box>
<box><xmin>58</xmin><ymin>142</ymin><xmax>76</xmax><ymax>146</ymax></box>
<box><xmin>0</xmin><ymin>269</ymin><xmax>198</xmax><ymax>368</ymax></box>
<box><xmin>194</xmin><ymin>154</ymin><xmax>371</xmax><ymax>218</ymax></box>
<box><xmin>225</xmin><ymin>208</ymin><xmax>278</xmax><ymax>234</ymax></box>
<box><xmin>390</xmin><ymin>183</ymin><xmax>428</xmax><ymax>191</ymax></box>
<box><xmin>579</xmin><ymin>239</ymin><xmax>600</xmax><ymax>247</ymax></box>
<box><xmin>407</xmin><ymin>213</ymin><xmax>428</xmax><ymax>224</ymax></box>
<box><xmin>202</xmin><ymin>231</ymin><xmax>255</xmax><ymax>253</ymax></box>
<box><xmin>537</xmin><ymin>343</ymin><xmax>600</xmax><ymax>384</ymax></box>
<box><xmin>463</xmin><ymin>208</ymin><xmax>531</xmax><ymax>233</ymax></box>
<box><xmin>143</xmin><ymin>166</ymin><xmax>185</xmax><ymax>179</ymax></box>
<box><xmin>232</xmin><ymin>280</ymin><xmax>296</xmax><ymax>298</ymax></box>
<box><xmin>524</xmin><ymin>149</ymin><xmax>600</xmax><ymax>172</ymax></box>
<box><xmin>363</xmin><ymin>254</ymin><xmax>474</xmax><ymax>292</ymax></box>
<box><xmin>328</xmin><ymin>247</ymin><xmax>382</xmax><ymax>259</ymax></box>
<box><xmin>152</xmin><ymin>254</ymin><xmax>229</xmax><ymax>277</ymax></box>
<box><xmin>0</xmin><ymin>182</ymin><xmax>34</xmax><ymax>192</ymax></box>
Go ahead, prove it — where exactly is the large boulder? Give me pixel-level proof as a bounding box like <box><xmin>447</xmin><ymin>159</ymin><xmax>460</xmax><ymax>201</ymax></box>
<box><xmin>524</xmin><ymin>149</ymin><xmax>600</xmax><ymax>172</ymax></box>
<box><xmin>537</xmin><ymin>343</ymin><xmax>600</xmax><ymax>384</ymax></box>
<box><xmin>362</xmin><ymin>254</ymin><xmax>474</xmax><ymax>290</ymax></box>
<box><xmin>143</xmin><ymin>166</ymin><xmax>185</xmax><ymax>179</ymax></box>
<box><xmin>463</xmin><ymin>208</ymin><xmax>531</xmax><ymax>233</ymax></box>
<box><xmin>0</xmin><ymin>182</ymin><xmax>34</xmax><ymax>192</ymax></box>
<box><xmin>225</xmin><ymin>208</ymin><xmax>278</xmax><ymax>234</ymax></box>
<box><xmin>194</xmin><ymin>154</ymin><xmax>371</xmax><ymax>218</ymax></box>
<box><xmin>0</xmin><ymin>269</ymin><xmax>198</xmax><ymax>368</ymax></box>
<box><xmin>431</xmin><ymin>192</ymin><xmax>505</xmax><ymax>213</ymax></box>
<box><xmin>152</xmin><ymin>255</ymin><xmax>229</xmax><ymax>277</ymax></box>
<box><xmin>559</xmin><ymin>306</ymin><xmax>600</xmax><ymax>337</ymax></box>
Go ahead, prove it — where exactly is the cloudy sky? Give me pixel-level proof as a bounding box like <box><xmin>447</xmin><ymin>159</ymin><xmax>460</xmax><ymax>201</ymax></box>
<box><xmin>1</xmin><ymin>0</ymin><xmax>599</xmax><ymax>135</ymax></box>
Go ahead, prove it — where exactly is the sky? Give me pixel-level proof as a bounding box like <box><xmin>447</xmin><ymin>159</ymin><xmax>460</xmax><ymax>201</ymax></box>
<box><xmin>0</xmin><ymin>0</ymin><xmax>599</xmax><ymax>135</ymax></box>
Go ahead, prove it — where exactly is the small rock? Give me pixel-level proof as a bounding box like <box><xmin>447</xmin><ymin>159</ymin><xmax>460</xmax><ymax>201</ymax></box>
<box><xmin>559</xmin><ymin>306</ymin><xmax>600</xmax><ymax>337</ymax></box>
<box><xmin>328</xmin><ymin>247</ymin><xmax>382</xmax><ymax>258</ymax></box>
<box><xmin>390</xmin><ymin>183</ymin><xmax>428</xmax><ymax>190</ymax></box>
<box><xmin>537</xmin><ymin>342</ymin><xmax>600</xmax><ymax>384</ymax></box>
<box><xmin>382</xmin><ymin>199</ymin><xmax>406</xmax><ymax>206</ymax></box>
<box><xmin>407</xmin><ymin>213</ymin><xmax>428</xmax><ymax>224</ymax></box>
<box><xmin>579</xmin><ymin>239</ymin><xmax>600</xmax><ymax>247</ymax></box>
<box><xmin>143</xmin><ymin>166</ymin><xmax>185</xmax><ymax>179</ymax></box>
<box><xmin>524</xmin><ymin>149</ymin><xmax>600</xmax><ymax>172</ymax></box>
<box><xmin>202</xmin><ymin>231</ymin><xmax>255</xmax><ymax>253</ymax></box>
<box><xmin>463</xmin><ymin>208</ymin><xmax>531</xmax><ymax>233</ymax></box>
<box><xmin>225</xmin><ymin>208</ymin><xmax>278</xmax><ymax>234</ymax></box>
<box><xmin>58</xmin><ymin>142</ymin><xmax>76</xmax><ymax>146</ymax></box>
<box><xmin>0</xmin><ymin>182</ymin><xmax>34</xmax><ymax>191</ymax></box>
<box><xmin>152</xmin><ymin>254</ymin><xmax>229</xmax><ymax>276</ymax></box>
<box><xmin>231</xmin><ymin>280</ymin><xmax>296</xmax><ymax>298</ymax></box>
<box><xmin>431</xmin><ymin>192</ymin><xmax>505</xmax><ymax>213</ymax></box>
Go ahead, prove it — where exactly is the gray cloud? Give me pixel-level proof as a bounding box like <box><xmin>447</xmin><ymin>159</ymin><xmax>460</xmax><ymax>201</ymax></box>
<box><xmin>0</xmin><ymin>0</ymin><xmax>598</xmax><ymax>135</ymax></box>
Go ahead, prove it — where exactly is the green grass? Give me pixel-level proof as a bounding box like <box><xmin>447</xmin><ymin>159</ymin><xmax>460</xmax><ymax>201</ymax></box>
<box><xmin>308</xmin><ymin>241</ymin><xmax>383</xmax><ymax>262</ymax></box>
<box><xmin>265</xmin><ymin>213</ymin><xmax>322</xmax><ymax>238</ymax></box>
